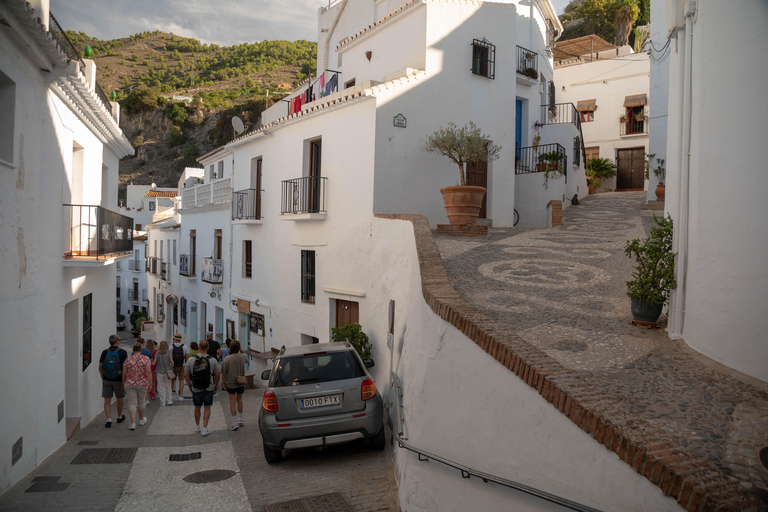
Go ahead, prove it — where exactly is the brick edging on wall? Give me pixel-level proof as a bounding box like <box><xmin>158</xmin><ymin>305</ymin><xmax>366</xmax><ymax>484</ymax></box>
<box><xmin>374</xmin><ymin>213</ymin><xmax>762</xmax><ymax>512</ymax></box>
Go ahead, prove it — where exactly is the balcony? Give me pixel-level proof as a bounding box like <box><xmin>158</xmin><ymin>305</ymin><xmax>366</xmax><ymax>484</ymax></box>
<box><xmin>620</xmin><ymin>118</ymin><xmax>647</xmax><ymax>136</ymax></box>
<box><xmin>148</xmin><ymin>257</ymin><xmax>159</xmax><ymax>275</ymax></box>
<box><xmin>516</xmin><ymin>45</ymin><xmax>538</xmax><ymax>80</ymax></box>
<box><xmin>181</xmin><ymin>177</ymin><xmax>232</xmax><ymax>209</ymax></box>
<box><xmin>129</xmin><ymin>260</ymin><xmax>141</xmax><ymax>272</ymax></box>
<box><xmin>161</xmin><ymin>261</ymin><xmax>168</xmax><ymax>281</ymax></box>
<box><xmin>201</xmin><ymin>258</ymin><xmax>223</xmax><ymax>285</ymax></box>
<box><xmin>179</xmin><ymin>254</ymin><xmax>195</xmax><ymax>277</ymax></box>
<box><xmin>141</xmin><ymin>289</ymin><xmax>148</xmax><ymax>302</ymax></box>
<box><xmin>281</xmin><ymin>177</ymin><xmax>327</xmax><ymax>220</ymax></box>
<box><xmin>116</xmin><ymin>288</ymin><xmax>121</xmax><ymax>299</ymax></box>
<box><xmin>128</xmin><ymin>289</ymin><xmax>139</xmax><ymax>301</ymax></box>
<box><xmin>515</xmin><ymin>142</ymin><xmax>568</xmax><ymax>183</ymax></box>
<box><xmin>64</xmin><ymin>205</ymin><xmax>133</xmax><ymax>261</ymax></box>
<box><xmin>232</xmin><ymin>189</ymin><xmax>263</xmax><ymax>222</ymax></box>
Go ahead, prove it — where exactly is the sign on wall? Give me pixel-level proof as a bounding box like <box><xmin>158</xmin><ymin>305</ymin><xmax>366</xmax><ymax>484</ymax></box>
<box><xmin>250</xmin><ymin>312</ymin><xmax>265</xmax><ymax>337</ymax></box>
<box><xmin>393</xmin><ymin>113</ymin><xmax>407</xmax><ymax>128</ymax></box>
<box><xmin>237</xmin><ymin>299</ymin><xmax>250</xmax><ymax>314</ymax></box>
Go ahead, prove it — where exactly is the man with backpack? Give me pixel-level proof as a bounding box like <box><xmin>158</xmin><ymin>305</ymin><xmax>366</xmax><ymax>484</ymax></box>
<box><xmin>99</xmin><ymin>334</ymin><xmax>128</xmax><ymax>428</ymax></box>
<box><xmin>205</xmin><ymin>332</ymin><xmax>222</xmax><ymax>362</ymax></box>
<box><xmin>170</xmin><ymin>333</ymin><xmax>189</xmax><ymax>403</ymax></box>
<box><xmin>184</xmin><ymin>339</ymin><xmax>220</xmax><ymax>437</ymax></box>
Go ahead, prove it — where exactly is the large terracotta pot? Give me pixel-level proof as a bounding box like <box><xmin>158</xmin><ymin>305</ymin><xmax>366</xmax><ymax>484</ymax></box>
<box><xmin>440</xmin><ymin>185</ymin><xmax>486</xmax><ymax>225</ymax></box>
<box><xmin>655</xmin><ymin>183</ymin><xmax>666</xmax><ymax>201</ymax></box>
<box><xmin>587</xmin><ymin>184</ymin><xmax>595</xmax><ymax>195</ymax></box>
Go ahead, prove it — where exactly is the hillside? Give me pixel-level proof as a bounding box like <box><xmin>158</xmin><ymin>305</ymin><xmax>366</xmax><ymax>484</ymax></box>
<box><xmin>64</xmin><ymin>31</ymin><xmax>317</xmax><ymax>198</ymax></box>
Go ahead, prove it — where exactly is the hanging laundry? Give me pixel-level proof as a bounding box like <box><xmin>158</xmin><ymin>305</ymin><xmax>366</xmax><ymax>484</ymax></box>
<box><xmin>320</xmin><ymin>72</ymin><xmax>325</xmax><ymax>89</ymax></box>
<box><xmin>325</xmin><ymin>73</ymin><xmax>338</xmax><ymax>96</ymax></box>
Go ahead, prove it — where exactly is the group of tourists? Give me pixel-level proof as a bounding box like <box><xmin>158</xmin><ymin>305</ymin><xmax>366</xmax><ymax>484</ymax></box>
<box><xmin>99</xmin><ymin>331</ymin><xmax>249</xmax><ymax>435</ymax></box>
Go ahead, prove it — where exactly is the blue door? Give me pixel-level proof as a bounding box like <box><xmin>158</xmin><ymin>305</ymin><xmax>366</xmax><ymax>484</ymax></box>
<box><xmin>515</xmin><ymin>99</ymin><xmax>523</xmax><ymax>158</ymax></box>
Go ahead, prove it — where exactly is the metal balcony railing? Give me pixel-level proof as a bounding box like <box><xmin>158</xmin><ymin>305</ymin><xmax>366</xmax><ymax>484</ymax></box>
<box><xmin>540</xmin><ymin>103</ymin><xmax>586</xmax><ymax>170</ymax></box>
<box><xmin>515</xmin><ymin>143</ymin><xmax>568</xmax><ymax>183</ymax></box>
<box><xmin>141</xmin><ymin>289</ymin><xmax>148</xmax><ymax>302</ymax></box>
<box><xmin>116</xmin><ymin>288</ymin><xmax>121</xmax><ymax>299</ymax></box>
<box><xmin>232</xmin><ymin>189</ymin><xmax>263</xmax><ymax>220</ymax></box>
<box><xmin>161</xmin><ymin>261</ymin><xmax>168</xmax><ymax>281</ymax></box>
<box><xmin>128</xmin><ymin>289</ymin><xmax>138</xmax><ymax>301</ymax></box>
<box><xmin>149</xmin><ymin>257</ymin><xmax>158</xmax><ymax>275</ymax></box>
<box><xmin>201</xmin><ymin>258</ymin><xmax>223</xmax><ymax>284</ymax></box>
<box><xmin>64</xmin><ymin>205</ymin><xmax>133</xmax><ymax>259</ymax></box>
<box><xmin>516</xmin><ymin>46</ymin><xmax>538</xmax><ymax>78</ymax></box>
<box><xmin>281</xmin><ymin>176</ymin><xmax>327</xmax><ymax>215</ymax></box>
<box><xmin>620</xmin><ymin>118</ymin><xmax>647</xmax><ymax>136</ymax></box>
<box><xmin>179</xmin><ymin>254</ymin><xmax>195</xmax><ymax>277</ymax></box>
<box><xmin>129</xmin><ymin>260</ymin><xmax>141</xmax><ymax>271</ymax></box>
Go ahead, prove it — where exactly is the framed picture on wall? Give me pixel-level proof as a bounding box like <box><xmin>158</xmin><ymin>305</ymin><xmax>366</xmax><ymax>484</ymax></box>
<box><xmin>250</xmin><ymin>312</ymin><xmax>264</xmax><ymax>337</ymax></box>
<box><xmin>226</xmin><ymin>319</ymin><xmax>235</xmax><ymax>340</ymax></box>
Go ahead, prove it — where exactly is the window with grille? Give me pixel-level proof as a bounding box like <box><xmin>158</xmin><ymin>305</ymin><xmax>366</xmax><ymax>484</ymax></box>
<box><xmin>244</xmin><ymin>240</ymin><xmax>252</xmax><ymax>279</ymax></box>
<box><xmin>471</xmin><ymin>38</ymin><xmax>495</xmax><ymax>79</ymax></box>
<box><xmin>173</xmin><ymin>304</ymin><xmax>178</xmax><ymax>325</ymax></box>
<box><xmin>180</xmin><ymin>297</ymin><xmax>187</xmax><ymax>326</ymax></box>
<box><xmin>574</xmin><ymin>137</ymin><xmax>581</xmax><ymax>167</ymax></box>
<box><xmin>301</xmin><ymin>250</ymin><xmax>316</xmax><ymax>304</ymax></box>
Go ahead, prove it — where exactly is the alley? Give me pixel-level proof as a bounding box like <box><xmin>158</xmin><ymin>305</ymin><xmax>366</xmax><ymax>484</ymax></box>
<box><xmin>436</xmin><ymin>191</ymin><xmax>768</xmax><ymax>494</ymax></box>
<box><xmin>0</xmin><ymin>387</ymin><xmax>398</xmax><ymax>511</ymax></box>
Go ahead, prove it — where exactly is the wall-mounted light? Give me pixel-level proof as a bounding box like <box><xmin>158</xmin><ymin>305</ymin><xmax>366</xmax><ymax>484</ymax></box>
<box><xmin>365</xmin><ymin>51</ymin><xmax>372</xmax><ymax>62</ymax></box>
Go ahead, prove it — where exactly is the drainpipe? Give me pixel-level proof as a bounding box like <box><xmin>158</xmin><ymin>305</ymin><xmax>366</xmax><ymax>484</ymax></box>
<box><xmin>322</xmin><ymin>0</ymin><xmax>348</xmax><ymax>72</ymax></box>
<box><xmin>669</xmin><ymin>1</ymin><xmax>696</xmax><ymax>338</ymax></box>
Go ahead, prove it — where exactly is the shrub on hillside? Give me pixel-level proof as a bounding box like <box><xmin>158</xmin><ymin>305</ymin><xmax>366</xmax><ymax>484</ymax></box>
<box><xmin>132</xmin><ymin>135</ymin><xmax>144</xmax><ymax>148</ymax></box>
<box><xmin>184</xmin><ymin>144</ymin><xmax>200</xmax><ymax>164</ymax></box>
<box><xmin>170</xmin><ymin>126</ymin><xmax>185</xmax><ymax>146</ymax></box>
<box><xmin>167</xmin><ymin>103</ymin><xmax>188</xmax><ymax>125</ymax></box>
<box><xmin>123</xmin><ymin>85</ymin><xmax>164</xmax><ymax>113</ymax></box>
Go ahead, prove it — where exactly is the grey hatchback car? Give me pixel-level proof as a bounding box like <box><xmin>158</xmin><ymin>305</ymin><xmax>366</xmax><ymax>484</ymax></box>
<box><xmin>258</xmin><ymin>342</ymin><xmax>385</xmax><ymax>463</ymax></box>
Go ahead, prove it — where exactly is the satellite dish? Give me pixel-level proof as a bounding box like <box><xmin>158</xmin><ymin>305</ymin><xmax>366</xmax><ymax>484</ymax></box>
<box><xmin>232</xmin><ymin>116</ymin><xmax>245</xmax><ymax>135</ymax></box>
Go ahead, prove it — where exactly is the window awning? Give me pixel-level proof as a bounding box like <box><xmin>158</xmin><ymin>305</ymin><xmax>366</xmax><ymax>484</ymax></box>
<box><xmin>576</xmin><ymin>99</ymin><xmax>597</xmax><ymax>112</ymax></box>
<box><xmin>624</xmin><ymin>94</ymin><xmax>647</xmax><ymax>107</ymax></box>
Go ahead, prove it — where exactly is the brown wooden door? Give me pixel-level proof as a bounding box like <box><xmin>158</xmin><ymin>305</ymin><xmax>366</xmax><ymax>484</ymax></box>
<box><xmin>616</xmin><ymin>148</ymin><xmax>645</xmax><ymax>190</ymax></box>
<box><xmin>335</xmin><ymin>300</ymin><xmax>359</xmax><ymax>328</ymax></box>
<box><xmin>465</xmin><ymin>160</ymin><xmax>488</xmax><ymax>218</ymax></box>
<box><xmin>309</xmin><ymin>139</ymin><xmax>321</xmax><ymax>212</ymax></box>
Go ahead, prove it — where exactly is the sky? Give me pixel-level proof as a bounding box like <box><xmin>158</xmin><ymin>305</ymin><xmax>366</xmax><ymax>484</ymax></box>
<box><xmin>54</xmin><ymin>0</ymin><xmax>573</xmax><ymax>47</ymax></box>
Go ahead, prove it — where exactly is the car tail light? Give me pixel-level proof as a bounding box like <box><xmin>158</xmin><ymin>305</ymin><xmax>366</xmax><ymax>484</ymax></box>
<box><xmin>361</xmin><ymin>378</ymin><xmax>376</xmax><ymax>401</ymax></box>
<box><xmin>262</xmin><ymin>391</ymin><xmax>278</xmax><ymax>412</ymax></box>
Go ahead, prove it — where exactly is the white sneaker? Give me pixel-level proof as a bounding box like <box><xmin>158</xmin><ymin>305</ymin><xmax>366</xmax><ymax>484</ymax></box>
<box><xmin>194</xmin><ymin>424</ymin><xmax>201</xmax><ymax>433</ymax></box>
<box><xmin>139</xmin><ymin>418</ymin><xmax>147</xmax><ymax>426</ymax></box>
<box><xmin>128</xmin><ymin>423</ymin><xmax>136</xmax><ymax>430</ymax></box>
<box><xmin>201</xmin><ymin>428</ymin><xmax>211</xmax><ymax>437</ymax></box>
<box><xmin>238</xmin><ymin>419</ymin><xmax>244</xmax><ymax>427</ymax></box>
<box><xmin>230</xmin><ymin>424</ymin><xmax>239</xmax><ymax>431</ymax></box>
<box><xmin>176</xmin><ymin>396</ymin><xmax>184</xmax><ymax>401</ymax></box>
<box><xmin>160</xmin><ymin>402</ymin><xmax>166</xmax><ymax>407</ymax></box>
<box><xmin>167</xmin><ymin>401</ymin><xmax>174</xmax><ymax>406</ymax></box>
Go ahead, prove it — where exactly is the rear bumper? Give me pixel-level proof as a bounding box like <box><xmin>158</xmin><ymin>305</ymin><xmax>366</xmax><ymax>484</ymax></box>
<box><xmin>259</xmin><ymin>394</ymin><xmax>384</xmax><ymax>450</ymax></box>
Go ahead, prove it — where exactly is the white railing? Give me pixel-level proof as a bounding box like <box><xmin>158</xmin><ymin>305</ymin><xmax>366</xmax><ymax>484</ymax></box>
<box><xmin>181</xmin><ymin>178</ymin><xmax>232</xmax><ymax>209</ymax></box>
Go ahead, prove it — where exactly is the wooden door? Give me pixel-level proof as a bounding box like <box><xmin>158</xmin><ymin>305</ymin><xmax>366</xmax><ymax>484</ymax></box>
<box><xmin>335</xmin><ymin>300</ymin><xmax>359</xmax><ymax>328</ymax></box>
<box><xmin>616</xmin><ymin>148</ymin><xmax>645</xmax><ymax>190</ymax></box>
<box><xmin>465</xmin><ymin>160</ymin><xmax>488</xmax><ymax>218</ymax></box>
<box><xmin>308</xmin><ymin>139</ymin><xmax>321</xmax><ymax>212</ymax></box>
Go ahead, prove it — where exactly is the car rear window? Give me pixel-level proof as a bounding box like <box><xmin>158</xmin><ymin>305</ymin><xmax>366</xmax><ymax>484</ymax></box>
<box><xmin>273</xmin><ymin>351</ymin><xmax>365</xmax><ymax>387</ymax></box>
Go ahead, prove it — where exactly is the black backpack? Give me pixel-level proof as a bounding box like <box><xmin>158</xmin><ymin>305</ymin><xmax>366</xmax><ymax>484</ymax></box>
<box><xmin>172</xmin><ymin>344</ymin><xmax>185</xmax><ymax>366</ymax></box>
<box><xmin>103</xmin><ymin>348</ymin><xmax>121</xmax><ymax>379</ymax></box>
<box><xmin>191</xmin><ymin>355</ymin><xmax>211</xmax><ymax>389</ymax></box>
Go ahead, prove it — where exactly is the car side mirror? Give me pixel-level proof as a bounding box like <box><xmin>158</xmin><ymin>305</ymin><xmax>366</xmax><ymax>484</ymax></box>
<box><xmin>363</xmin><ymin>358</ymin><xmax>375</xmax><ymax>369</ymax></box>
<box><xmin>261</xmin><ymin>369</ymin><xmax>271</xmax><ymax>380</ymax></box>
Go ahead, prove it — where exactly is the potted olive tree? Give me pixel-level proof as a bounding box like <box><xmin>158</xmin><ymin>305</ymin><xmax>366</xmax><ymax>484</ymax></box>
<box><xmin>643</xmin><ymin>153</ymin><xmax>666</xmax><ymax>200</ymax></box>
<box><xmin>625</xmin><ymin>215</ymin><xmax>677</xmax><ymax>323</ymax></box>
<box><xmin>117</xmin><ymin>313</ymin><xmax>126</xmax><ymax>331</ymax></box>
<box><xmin>585</xmin><ymin>157</ymin><xmax>617</xmax><ymax>194</ymax></box>
<box><xmin>425</xmin><ymin>121</ymin><xmax>501</xmax><ymax>225</ymax></box>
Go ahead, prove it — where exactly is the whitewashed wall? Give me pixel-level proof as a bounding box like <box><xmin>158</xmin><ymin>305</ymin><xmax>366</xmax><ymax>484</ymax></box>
<box><xmin>664</xmin><ymin>0</ymin><xmax>768</xmax><ymax>383</ymax></box>
<box><xmin>647</xmin><ymin>0</ymin><xmax>669</xmax><ymax>202</ymax></box>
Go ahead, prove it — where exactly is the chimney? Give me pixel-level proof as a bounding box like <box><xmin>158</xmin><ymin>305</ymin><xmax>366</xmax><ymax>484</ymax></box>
<box><xmin>82</xmin><ymin>59</ymin><xmax>97</xmax><ymax>91</ymax></box>
<box><xmin>27</xmin><ymin>0</ymin><xmax>50</xmax><ymax>31</ymax></box>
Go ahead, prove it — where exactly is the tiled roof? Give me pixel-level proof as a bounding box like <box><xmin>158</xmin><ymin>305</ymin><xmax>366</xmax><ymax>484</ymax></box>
<box><xmin>144</xmin><ymin>190</ymin><xmax>178</xmax><ymax>198</ymax></box>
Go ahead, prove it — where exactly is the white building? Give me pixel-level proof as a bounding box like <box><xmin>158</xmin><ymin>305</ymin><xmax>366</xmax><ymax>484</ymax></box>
<box><xmin>555</xmin><ymin>36</ymin><xmax>650</xmax><ymax>192</ymax></box>
<box><xmin>0</xmin><ymin>0</ymin><xmax>133</xmax><ymax>493</ymax></box>
<box><xmin>661</xmin><ymin>0</ymin><xmax>768</xmax><ymax>383</ymax></box>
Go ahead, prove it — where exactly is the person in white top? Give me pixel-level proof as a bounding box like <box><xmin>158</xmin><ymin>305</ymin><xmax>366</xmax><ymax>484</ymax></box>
<box><xmin>170</xmin><ymin>333</ymin><xmax>189</xmax><ymax>401</ymax></box>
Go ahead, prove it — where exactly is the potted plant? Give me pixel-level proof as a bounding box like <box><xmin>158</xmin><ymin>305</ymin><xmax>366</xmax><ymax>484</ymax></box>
<box><xmin>425</xmin><ymin>121</ymin><xmax>501</xmax><ymax>225</ymax></box>
<box><xmin>117</xmin><ymin>313</ymin><xmax>126</xmax><ymax>331</ymax></box>
<box><xmin>619</xmin><ymin>113</ymin><xmax>628</xmax><ymax>123</ymax></box>
<box><xmin>625</xmin><ymin>215</ymin><xmax>677</xmax><ymax>323</ymax></box>
<box><xmin>533</xmin><ymin>132</ymin><xmax>541</xmax><ymax>148</ymax></box>
<box><xmin>524</xmin><ymin>67</ymin><xmax>538</xmax><ymax>79</ymax></box>
<box><xmin>331</xmin><ymin>322</ymin><xmax>372</xmax><ymax>359</ymax></box>
<box><xmin>643</xmin><ymin>153</ymin><xmax>666</xmax><ymax>200</ymax></box>
<box><xmin>585</xmin><ymin>157</ymin><xmax>617</xmax><ymax>194</ymax></box>
<box><xmin>635</xmin><ymin>109</ymin><xmax>647</xmax><ymax>121</ymax></box>
<box><xmin>537</xmin><ymin>151</ymin><xmax>564</xmax><ymax>188</ymax></box>
<box><xmin>130</xmin><ymin>311</ymin><xmax>147</xmax><ymax>337</ymax></box>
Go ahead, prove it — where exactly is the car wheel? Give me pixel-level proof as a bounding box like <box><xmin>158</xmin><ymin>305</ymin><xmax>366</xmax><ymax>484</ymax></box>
<box><xmin>263</xmin><ymin>441</ymin><xmax>282</xmax><ymax>463</ymax></box>
<box><xmin>370</xmin><ymin>426</ymin><xmax>385</xmax><ymax>451</ymax></box>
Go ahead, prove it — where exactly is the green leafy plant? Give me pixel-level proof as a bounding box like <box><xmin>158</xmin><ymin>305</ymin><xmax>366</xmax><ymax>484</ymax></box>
<box><xmin>537</xmin><ymin>150</ymin><xmax>565</xmax><ymax>188</ymax></box>
<box><xmin>131</xmin><ymin>135</ymin><xmax>144</xmax><ymax>148</ymax></box>
<box><xmin>625</xmin><ymin>214</ymin><xmax>677</xmax><ymax>305</ymax></box>
<box><xmin>130</xmin><ymin>311</ymin><xmax>147</xmax><ymax>332</ymax></box>
<box><xmin>586</xmin><ymin>157</ymin><xmax>617</xmax><ymax>188</ymax></box>
<box><xmin>424</xmin><ymin>121</ymin><xmax>501</xmax><ymax>185</ymax></box>
<box><xmin>170</xmin><ymin>125</ymin><xmax>185</xmax><ymax>146</ymax></box>
<box><xmin>643</xmin><ymin>152</ymin><xmax>666</xmax><ymax>184</ymax></box>
<box><xmin>331</xmin><ymin>323</ymin><xmax>372</xmax><ymax>359</ymax></box>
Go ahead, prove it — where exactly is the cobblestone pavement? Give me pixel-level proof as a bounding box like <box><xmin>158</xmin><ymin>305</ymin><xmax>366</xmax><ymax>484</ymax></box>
<box><xmin>436</xmin><ymin>191</ymin><xmax>768</xmax><ymax>493</ymax></box>
<box><xmin>0</xmin><ymin>386</ymin><xmax>398</xmax><ymax>511</ymax></box>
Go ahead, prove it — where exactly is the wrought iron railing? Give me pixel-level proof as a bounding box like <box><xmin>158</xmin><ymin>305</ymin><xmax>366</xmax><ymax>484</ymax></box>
<box><xmin>540</xmin><ymin>103</ymin><xmax>586</xmax><ymax>170</ymax></box>
<box><xmin>516</xmin><ymin>46</ymin><xmax>538</xmax><ymax>78</ymax></box>
<box><xmin>64</xmin><ymin>205</ymin><xmax>133</xmax><ymax>259</ymax></box>
<box><xmin>128</xmin><ymin>289</ymin><xmax>138</xmax><ymax>301</ymax></box>
<box><xmin>116</xmin><ymin>287</ymin><xmax>121</xmax><ymax>299</ymax></box>
<box><xmin>232</xmin><ymin>189</ymin><xmax>263</xmax><ymax>220</ymax></box>
<box><xmin>620</xmin><ymin>118</ymin><xmax>647</xmax><ymax>136</ymax></box>
<box><xmin>201</xmin><ymin>258</ymin><xmax>223</xmax><ymax>284</ymax></box>
<box><xmin>141</xmin><ymin>289</ymin><xmax>148</xmax><ymax>302</ymax></box>
<box><xmin>150</xmin><ymin>257</ymin><xmax>158</xmax><ymax>275</ymax></box>
<box><xmin>515</xmin><ymin>143</ymin><xmax>567</xmax><ymax>183</ymax></box>
<box><xmin>161</xmin><ymin>261</ymin><xmax>168</xmax><ymax>281</ymax></box>
<box><xmin>129</xmin><ymin>260</ymin><xmax>141</xmax><ymax>271</ymax></box>
<box><xmin>179</xmin><ymin>254</ymin><xmax>195</xmax><ymax>277</ymax></box>
<box><xmin>281</xmin><ymin>177</ymin><xmax>327</xmax><ymax>215</ymax></box>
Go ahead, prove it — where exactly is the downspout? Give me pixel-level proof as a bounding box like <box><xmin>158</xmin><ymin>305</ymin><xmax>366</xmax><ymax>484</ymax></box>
<box><xmin>322</xmin><ymin>0</ymin><xmax>348</xmax><ymax>72</ymax></box>
<box><xmin>669</xmin><ymin>1</ymin><xmax>696</xmax><ymax>338</ymax></box>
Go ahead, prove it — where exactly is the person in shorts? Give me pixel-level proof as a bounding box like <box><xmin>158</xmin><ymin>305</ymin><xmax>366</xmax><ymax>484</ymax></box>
<box><xmin>220</xmin><ymin>340</ymin><xmax>248</xmax><ymax>430</ymax></box>
<box><xmin>170</xmin><ymin>333</ymin><xmax>189</xmax><ymax>402</ymax></box>
<box><xmin>184</xmin><ymin>339</ymin><xmax>220</xmax><ymax>437</ymax></box>
<box><xmin>99</xmin><ymin>334</ymin><xmax>128</xmax><ymax>428</ymax></box>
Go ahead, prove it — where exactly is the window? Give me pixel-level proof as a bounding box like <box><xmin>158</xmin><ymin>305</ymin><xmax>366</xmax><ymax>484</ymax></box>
<box><xmin>301</xmin><ymin>250</ymin><xmax>315</xmax><ymax>304</ymax></box>
<box><xmin>580</xmin><ymin>111</ymin><xmax>594</xmax><ymax>122</ymax></box>
<box><xmin>585</xmin><ymin>147</ymin><xmax>600</xmax><ymax>161</ymax></box>
<box><xmin>244</xmin><ymin>240</ymin><xmax>252</xmax><ymax>279</ymax></box>
<box><xmin>214</xmin><ymin>229</ymin><xmax>222</xmax><ymax>259</ymax></box>
<box><xmin>471</xmin><ymin>38</ymin><xmax>495</xmax><ymax>79</ymax></box>
<box><xmin>173</xmin><ymin>239</ymin><xmax>177</xmax><ymax>265</ymax></box>
<box><xmin>209</xmin><ymin>164</ymin><xmax>214</xmax><ymax>179</ymax></box>
<box><xmin>574</xmin><ymin>137</ymin><xmax>581</xmax><ymax>167</ymax></box>
<box><xmin>180</xmin><ymin>297</ymin><xmax>187</xmax><ymax>326</ymax></box>
<box><xmin>173</xmin><ymin>304</ymin><xmax>178</xmax><ymax>326</ymax></box>
<box><xmin>136</xmin><ymin>224</ymin><xmax>142</xmax><ymax>231</ymax></box>
<box><xmin>549</xmin><ymin>81</ymin><xmax>556</xmax><ymax>107</ymax></box>
<box><xmin>217</xmin><ymin>161</ymin><xmax>224</xmax><ymax>178</ymax></box>
<box><xmin>82</xmin><ymin>294</ymin><xmax>92</xmax><ymax>371</ymax></box>
<box><xmin>0</xmin><ymin>70</ymin><xmax>15</xmax><ymax>164</ymax></box>
<box><xmin>149</xmin><ymin>201</ymin><xmax>155</xmax><ymax>211</ymax></box>
<box><xmin>344</xmin><ymin>78</ymin><xmax>355</xmax><ymax>89</ymax></box>
<box><xmin>190</xmin><ymin>230</ymin><xmax>196</xmax><ymax>275</ymax></box>
<box><xmin>545</xmin><ymin>18</ymin><xmax>555</xmax><ymax>50</ymax></box>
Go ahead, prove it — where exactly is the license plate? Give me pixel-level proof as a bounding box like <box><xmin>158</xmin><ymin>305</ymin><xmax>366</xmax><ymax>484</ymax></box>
<box><xmin>300</xmin><ymin>395</ymin><xmax>340</xmax><ymax>409</ymax></box>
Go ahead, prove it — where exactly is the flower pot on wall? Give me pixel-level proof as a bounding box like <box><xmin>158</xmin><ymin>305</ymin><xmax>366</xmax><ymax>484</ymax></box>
<box><xmin>440</xmin><ymin>185</ymin><xmax>486</xmax><ymax>225</ymax></box>
<box><xmin>655</xmin><ymin>183</ymin><xmax>666</xmax><ymax>201</ymax></box>
<box><xmin>630</xmin><ymin>298</ymin><xmax>663</xmax><ymax>323</ymax></box>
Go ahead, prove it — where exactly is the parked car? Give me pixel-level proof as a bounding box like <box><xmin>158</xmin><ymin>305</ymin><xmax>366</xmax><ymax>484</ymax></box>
<box><xmin>258</xmin><ymin>341</ymin><xmax>385</xmax><ymax>463</ymax></box>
